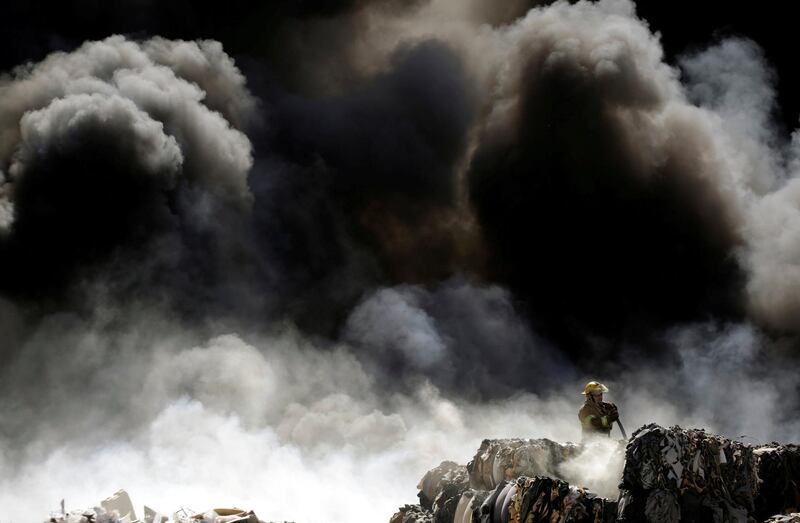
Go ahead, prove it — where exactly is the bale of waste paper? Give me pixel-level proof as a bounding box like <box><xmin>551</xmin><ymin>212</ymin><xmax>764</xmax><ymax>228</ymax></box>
<box><xmin>617</xmin><ymin>424</ymin><xmax>758</xmax><ymax>522</ymax></box>
<box><xmin>452</xmin><ymin>489</ymin><xmax>487</xmax><ymax>523</ymax></box>
<box><xmin>417</xmin><ymin>461</ymin><xmax>470</xmax><ymax>510</ymax></box>
<box><xmin>466</xmin><ymin>438</ymin><xmax>581</xmax><ymax>491</ymax></box>
<box><xmin>475</xmin><ymin>475</ymin><xmax>615</xmax><ymax>523</ymax></box>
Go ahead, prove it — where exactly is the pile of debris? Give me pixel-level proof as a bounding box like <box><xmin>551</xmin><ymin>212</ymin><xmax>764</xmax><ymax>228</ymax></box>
<box><xmin>391</xmin><ymin>425</ymin><xmax>800</xmax><ymax>523</ymax></box>
<box><xmin>617</xmin><ymin>423</ymin><xmax>759</xmax><ymax>522</ymax></box>
<box><xmin>391</xmin><ymin>438</ymin><xmax>596</xmax><ymax>523</ymax></box>
<box><xmin>467</xmin><ymin>438</ymin><xmax>581</xmax><ymax>491</ymax></box>
<box><xmin>45</xmin><ymin>489</ymin><xmax>287</xmax><ymax>523</ymax></box>
<box><xmin>619</xmin><ymin>424</ymin><xmax>800</xmax><ymax>522</ymax></box>
<box><xmin>390</xmin><ymin>474</ymin><xmax>615</xmax><ymax>523</ymax></box>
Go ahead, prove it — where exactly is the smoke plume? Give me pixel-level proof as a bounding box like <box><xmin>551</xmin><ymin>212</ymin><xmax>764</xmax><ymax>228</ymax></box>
<box><xmin>0</xmin><ymin>1</ymin><xmax>799</xmax><ymax>522</ymax></box>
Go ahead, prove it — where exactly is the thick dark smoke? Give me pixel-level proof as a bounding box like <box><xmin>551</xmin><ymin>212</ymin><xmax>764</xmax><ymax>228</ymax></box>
<box><xmin>1</xmin><ymin>1</ymin><xmax>799</xmax><ymax>521</ymax></box>
<box><xmin>253</xmin><ymin>39</ymin><xmax>482</xmax><ymax>334</ymax></box>
<box><xmin>0</xmin><ymin>37</ymin><xmax>257</xmax><ymax>319</ymax></box>
<box><xmin>467</xmin><ymin>3</ymin><xmax>746</xmax><ymax>357</ymax></box>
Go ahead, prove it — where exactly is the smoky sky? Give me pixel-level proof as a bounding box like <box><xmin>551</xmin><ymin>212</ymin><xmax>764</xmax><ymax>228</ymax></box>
<box><xmin>2</xmin><ymin>0</ymin><xmax>800</xmax><ymax>379</ymax></box>
<box><xmin>2</xmin><ymin>1</ymin><xmax>800</xmax><ymax>521</ymax></box>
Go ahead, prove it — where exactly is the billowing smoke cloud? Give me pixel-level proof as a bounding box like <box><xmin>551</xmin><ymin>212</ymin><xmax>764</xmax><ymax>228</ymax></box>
<box><xmin>467</xmin><ymin>1</ymin><xmax>751</xmax><ymax>355</ymax></box>
<box><xmin>678</xmin><ymin>37</ymin><xmax>800</xmax><ymax>333</ymax></box>
<box><xmin>1</xmin><ymin>1</ymin><xmax>800</xmax><ymax>522</ymax></box>
<box><xmin>0</xmin><ymin>36</ymin><xmax>256</xmax><ymax>310</ymax></box>
<box><xmin>246</xmin><ymin>37</ymin><xmax>482</xmax><ymax>334</ymax></box>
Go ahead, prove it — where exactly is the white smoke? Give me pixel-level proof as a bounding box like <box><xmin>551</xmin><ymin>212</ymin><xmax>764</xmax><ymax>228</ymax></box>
<box><xmin>12</xmin><ymin>93</ymin><xmax>183</xmax><ymax>183</ymax></box>
<box><xmin>346</xmin><ymin>286</ymin><xmax>449</xmax><ymax>370</ymax></box>
<box><xmin>0</xmin><ymin>310</ymin><xmax>582</xmax><ymax>522</ymax></box>
<box><xmin>1</xmin><ymin>286</ymin><xmax>797</xmax><ymax>522</ymax></box>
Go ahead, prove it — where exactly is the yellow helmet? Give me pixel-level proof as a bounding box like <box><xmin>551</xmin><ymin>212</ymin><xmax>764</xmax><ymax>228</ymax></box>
<box><xmin>582</xmin><ymin>381</ymin><xmax>609</xmax><ymax>395</ymax></box>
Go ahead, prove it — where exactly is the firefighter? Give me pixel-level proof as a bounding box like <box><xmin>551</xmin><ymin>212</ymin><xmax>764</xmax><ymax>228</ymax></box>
<box><xmin>579</xmin><ymin>381</ymin><xmax>619</xmax><ymax>438</ymax></box>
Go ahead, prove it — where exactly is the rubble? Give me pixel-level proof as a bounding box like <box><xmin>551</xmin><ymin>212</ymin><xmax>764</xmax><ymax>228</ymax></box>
<box><xmin>102</xmin><ymin>490</ymin><xmax>139</xmax><ymax>523</ymax></box>
<box><xmin>45</xmin><ymin>490</ymin><xmax>286</xmax><ymax>523</ymax></box>
<box><xmin>394</xmin><ymin>425</ymin><xmax>800</xmax><ymax>523</ymax></box>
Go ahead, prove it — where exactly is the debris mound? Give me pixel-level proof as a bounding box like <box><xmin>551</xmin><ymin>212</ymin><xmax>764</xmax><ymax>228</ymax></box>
<box><xmin>618</xmin><ymin>423</ymin><xmax>758</xmax><ymax>522</ymax></box>
<box><xmin>392</xmin><ymin>425</ymin><xmax>800</xmax><ymax>523</ymax></box>
<box><xmin>45</xmin><ymin>489</ymin><xmax>284</xmax><ymax>523</ymax></box>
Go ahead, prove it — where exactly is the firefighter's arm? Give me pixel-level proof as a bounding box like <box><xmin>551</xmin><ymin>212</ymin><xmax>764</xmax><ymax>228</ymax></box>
<box><xmin>602</xmin><ymin>402</ymin><xmax>619</xmax><ymax>422</ymax></box>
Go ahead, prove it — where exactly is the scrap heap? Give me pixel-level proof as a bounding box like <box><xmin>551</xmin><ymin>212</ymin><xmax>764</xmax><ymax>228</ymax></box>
<box><xmin>617</xmin><ymin>424</ymin><xmax>759</xmax><ymax>522</ymax></box>
<box><xmin>391</xmin><ymin>425</ymin><xmax>800</xmax><ymax>523</ymax></box>
<box><xmin>45</xmin><ymin>489</ymin><xmax>285</xmax><ymax>523</ymax></box>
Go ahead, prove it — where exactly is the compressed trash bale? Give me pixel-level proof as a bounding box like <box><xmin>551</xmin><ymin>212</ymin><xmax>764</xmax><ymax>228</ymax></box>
<box><xmin>753</xmin><ymin>444</ymin><xmax>800</xmax><ymax>520</ymax></box>
<box><xmin>617</xmin><ymin>424</ymin><xmax>758</xmax><ymax>523</ymax></box>
<box><xmin>479</xmin><ymin>481</ymin><xmax>508</xmax><ymax>523</ymax></box>
<box><xmin>418</xmin><ymin>461</ymin><xmax>470</xmax><ymax>510</ymax></box>
<box><xmin>493</xmin><ymin>481</ymin><xmax>515</xmax><ymax>523</ymax></box>
<box><xmin>392</xmin><ymin>424</ymin><xmax>800</xmax><ymax>523</ymax></box>
<box><xmin>433</xmin><ymin>480</ymin><xmax>470</xmax><ymax>523</ymax></box>
<box><xmin>508</xmin><ymin>475</ymin><xmax>616</xmax><ymax>523</ymax></box>
<box><xmin>454</xmin><ymin>492</ymin><xmax>473</xmax><ymax>523</ymax></box>
<box><xmin>467</xmin><ymin>438</ymin><xmax>581</xmax><ymax>490</ymax></box>
<box><xmin>453</xmin><ymin>489</ymin><xmax>489</xmax><ymax>523</ymax></box>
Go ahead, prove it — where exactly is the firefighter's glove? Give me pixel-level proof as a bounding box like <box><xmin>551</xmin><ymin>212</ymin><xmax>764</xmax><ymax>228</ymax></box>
<box><xmin>605</xmin><ymin>403</ymin><xmax>619</xmax><ymax>422</ymax></box>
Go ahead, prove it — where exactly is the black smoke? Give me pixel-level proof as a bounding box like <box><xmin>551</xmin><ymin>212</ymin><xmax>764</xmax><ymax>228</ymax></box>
<box><xmin>1</xmin><ymin>1</ymin><xmax>800</xmax><ymax>520</ymax></box>
<box><xmin>252</xmin><ymin>39</ymin><xmax>480</xmax><ymax>333</ymax></box>
<box><xmin>1</xmin><ymin>0</ymin><xmax>800</xmax><ymax>381</ymax></box>
<box><xmin>467</xmin><ymin>38</ymin><xmax>744</xmax><ymax>359</ymax></box>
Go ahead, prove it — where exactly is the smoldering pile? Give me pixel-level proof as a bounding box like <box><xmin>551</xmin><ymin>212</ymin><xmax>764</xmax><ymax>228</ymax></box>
<box><xmin>44</xmin><ymin>489</ymin><xmax>291</xmax><ymax>523</ymax></box>
<box><xmin>467</xmin><ymin>438</ymin><xmax>584</xmax><ymax>491</ymax></box>
<box><xmin>392</xmin><ymin>425</ymin><xmax>800</xmax><ymax>523</ymax></box>
<box><xmin>392</xmin><ymin>437</ymin><xmax>619</xmax><ymax>523</ymax></box>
